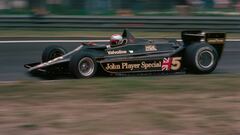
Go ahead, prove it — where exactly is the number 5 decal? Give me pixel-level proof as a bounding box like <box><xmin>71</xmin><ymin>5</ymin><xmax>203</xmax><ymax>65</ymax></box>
<box><xmin>171</xmin><ymin>57</ymin><xmax>182</xmax><ymax>71</ymax></box>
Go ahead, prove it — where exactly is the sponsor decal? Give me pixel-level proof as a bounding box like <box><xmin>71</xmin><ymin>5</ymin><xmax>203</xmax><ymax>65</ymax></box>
<box><xmin>105</xmin><ymin>63</ymin><xmax>121</xmax><ymax>70</ymax></box>
<box><xmin>207</xmin><ymin>38</ymin><xmax>224</xmax><ymax>44</ymax></box>
<box><xmin>102</xmin><ymin>57</ymin><xmax>182</xmax><ymax>72</ymax></box>
<box><xmin>129</xmin><ymin>50</ymin><xmax>134</xmax><ymax>53</ymax></box>
<box><xmin>145</xmin><ymin>45</ymin><xmax>157</xmax><ymax>52</ymax></box>
<box><xmin>162</xmin><ymin>58</ymin><xmax>172</xmax><ymax>71</ymax></box>
<box><xmin>107</xmin><ymin>50</ymin><xmax>127</xmax><ymax>55</ymax></box>
<box><xmin>171</xmin><ymin>57</ymin><xmax>182</xmax><ymax>70</ymax></box>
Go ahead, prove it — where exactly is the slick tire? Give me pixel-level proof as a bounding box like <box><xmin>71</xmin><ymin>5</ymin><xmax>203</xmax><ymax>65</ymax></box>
<box><xmin>69</xmin><ymin>54</ymin><xmax>97</xmax><ymax>78</ymax></box>
<box><xmin>42</xmin><ymin>46</ymin><xmax>67</xmax><ymax>62</ymax></box>
<box><xmin>184</xmin><ymin>42</ymin><xmax>218</xmax><ymax>74</ymax></box>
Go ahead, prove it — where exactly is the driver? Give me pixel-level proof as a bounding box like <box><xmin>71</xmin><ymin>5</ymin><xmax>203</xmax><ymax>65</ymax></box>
<box><xmin>110</xmin><ymin>34</ymin><xmax>123</xmax><ymax>47</ymax></box>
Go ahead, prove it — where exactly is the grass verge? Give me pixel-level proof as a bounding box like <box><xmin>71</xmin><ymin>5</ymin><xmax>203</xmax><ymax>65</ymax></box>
<box><xmin>0</xmin><ymin>74</ymin><xmax>239</xmax><ymax>135</ymax></box>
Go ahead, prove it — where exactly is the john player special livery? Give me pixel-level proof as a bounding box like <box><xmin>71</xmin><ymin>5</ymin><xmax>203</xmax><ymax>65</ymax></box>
<box><xmin>24</xmin><ymin>30</ymin><xmax>226</xmax><ymax>78</ymax></box>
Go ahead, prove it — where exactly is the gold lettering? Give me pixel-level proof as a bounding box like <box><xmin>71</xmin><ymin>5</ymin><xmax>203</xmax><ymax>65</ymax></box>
<box><xmin>105</xmin><ymin>60</ymin><xmax>165</xmax><ymax>71</ymax></box>
<box><xmin>207</xmin><ymin>38</ymin><xmax>224</xmax><ymax>44</ymax></box>
<box><xmin>141</xmin><ymin>61</ymin><xmax>161</xmax><ymax>69</ymax></box>
<box><xmin>122</xmin><ymin>63</ymin><xmax>140</xmax><ymax>70</ymax></box>
<box><xmin>122</xmin><ymin>63</ymin><xmax>128</xmax><ymax>69</ymax></box>
<box><xmin>145</xmin><ymin>45</ymin><xmax>157</xmax><ymax>52</ymax></box>
<box><xmin>105</xmin><ymin>63</ymin><xmax>121</xmax><ymax>70</ymax></box>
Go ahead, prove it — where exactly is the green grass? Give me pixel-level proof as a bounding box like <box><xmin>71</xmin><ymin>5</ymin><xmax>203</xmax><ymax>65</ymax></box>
<box><xmin>0</xmin><ymin>74</ymin><xmax>239</xmax><ymax>102</ymax></box>
<box><xmin>0</xmin><ymin>74</ymin><xmax>239</xmax><ymax>135</ymax></box>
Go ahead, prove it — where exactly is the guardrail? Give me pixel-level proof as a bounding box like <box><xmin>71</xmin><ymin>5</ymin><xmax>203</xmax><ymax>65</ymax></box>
<box><xmin>0</xmin><ymin>15</ymin><xmax>240</xmax><ymax>32</ymax></box>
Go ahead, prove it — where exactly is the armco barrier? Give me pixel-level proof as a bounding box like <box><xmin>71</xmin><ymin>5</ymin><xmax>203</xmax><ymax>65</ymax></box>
<box><xmin>0</xmin><ymin>15</ymin><xmax>239</xmax><ymax>32</ymax></box>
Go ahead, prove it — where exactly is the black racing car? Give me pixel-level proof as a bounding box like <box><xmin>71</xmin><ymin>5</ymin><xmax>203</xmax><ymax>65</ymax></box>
<box><xmin>24</xmin><ymin>30</ymin><xmax>226</xmax><ymax>78</ymax></box>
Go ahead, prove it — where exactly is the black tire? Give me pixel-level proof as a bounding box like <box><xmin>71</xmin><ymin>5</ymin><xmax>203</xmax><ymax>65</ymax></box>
<box><xmin>69</xmin><ymin>54</ymin><xmax>97</xmax><ymax>78</ymax></box>
<box><xmin>184</xmin><ymin>42</ymin><xmax>219</xmax><ymax>74</ymax></box>
<box><xmin>42</xmin><ymin>46</ymin><xmax>67</xmax><ymax>62</ymax></box>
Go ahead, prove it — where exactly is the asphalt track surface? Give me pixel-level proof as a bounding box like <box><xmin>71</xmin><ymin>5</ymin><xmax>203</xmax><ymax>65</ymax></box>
<box><xmin>0</xmin><ymin>41</ymin><xmax>239</xmax><ymax>81</ymax></box>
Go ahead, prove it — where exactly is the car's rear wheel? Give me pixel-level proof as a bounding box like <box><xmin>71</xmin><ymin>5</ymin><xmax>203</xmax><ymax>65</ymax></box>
<box><xmin>42</xmin><ymin>46</ymin><xmax>66</xmax><ymax>62</ymax></box>
<box><xmin>184</xmin><ymin>42</ymin><xmax>218</xmax><ymax>74</ymax></box>
<box><xmin>69</xmin><ymin>54</ymin><xmax>97</xmax><ymax>78</ymax></box>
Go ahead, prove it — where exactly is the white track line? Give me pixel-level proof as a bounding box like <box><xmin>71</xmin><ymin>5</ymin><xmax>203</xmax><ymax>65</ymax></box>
<box><xmin>0</xmin><ymin>40</ymin><xmax>109</xmax><ymax>43</ymax></box>
<box><xmin>177</xmin><ymin>39</ymin><xmax>240</xmax><ymax>42</ymax></box>
<box><xmin>225</xmin><ymin>39</ymin><xmax>240</xmax><ymax>42</ymax></box>
<box><xmin>0</xmin><ymin>39</ymin><xmax>239</xmax><ymax>44</ymax></box>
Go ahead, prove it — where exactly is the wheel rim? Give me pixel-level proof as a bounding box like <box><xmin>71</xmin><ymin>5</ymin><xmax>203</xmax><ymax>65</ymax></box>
<box><xmin>78</xmin><ymin>57</ymin><xmax>95</xmax><ymax>77</ymax></box>
<box><xmin>197</xmin><ymin>50</ymin><xmax>214</xmax><ymax>69</ymax></box>
<box><xmin>49</xmin><ymin>50</ymin><xmax>65</xmax><ymax>60</ymax></box>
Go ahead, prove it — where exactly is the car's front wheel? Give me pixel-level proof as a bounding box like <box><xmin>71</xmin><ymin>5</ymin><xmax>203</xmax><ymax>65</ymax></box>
<box><xmin>69</xmin><ymin>54</ymin><xmax>97</xmax><ymax>78</ymax></box>
<box><xmin>184</xmin><ymin>43</ymin><xmax>219</xmax><ymax>74</ymax></box>
<box><xmin>42</xmin><ymin>46</ymin><xmax>67</xmax><ymax>62</ymax></box>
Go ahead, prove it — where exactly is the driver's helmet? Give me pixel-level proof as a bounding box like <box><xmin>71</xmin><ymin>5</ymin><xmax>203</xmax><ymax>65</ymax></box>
<box><xmin>110</xmin><ymin>34</ymin><xmax>123</xmax><ymax>47</ymax></box>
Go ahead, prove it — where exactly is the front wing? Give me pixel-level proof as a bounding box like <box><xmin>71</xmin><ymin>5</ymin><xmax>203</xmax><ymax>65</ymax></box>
<box><xmin>24</xmin><ymin>58</ymin><xmax>70</xmax><ymax>73</ymax></box>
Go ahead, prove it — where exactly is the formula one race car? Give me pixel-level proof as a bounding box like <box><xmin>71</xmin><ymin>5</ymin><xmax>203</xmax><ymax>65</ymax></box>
<box><xmin>24</xmin><ymin>30</ymin><xmax>225</xmax><ymax>78</ymax></box>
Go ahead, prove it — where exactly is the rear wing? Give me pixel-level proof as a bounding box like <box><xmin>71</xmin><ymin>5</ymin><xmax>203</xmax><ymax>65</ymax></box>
<box><xmin>182</xmin><ymin>31</ymin><xmax>226</xmax><ymax>58</ymax></box>
<box><xmin>205</xmin><ymin>33</ymin><xmax>226</xmax><ymax>45</ymax></box>
<box><xmin>181</xmin><ymin>31</ymin><xmax>226</xmax><ymax>45</ymax></box>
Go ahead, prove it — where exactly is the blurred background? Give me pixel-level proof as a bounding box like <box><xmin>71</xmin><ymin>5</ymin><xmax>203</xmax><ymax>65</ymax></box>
<box><xmin>0</xmin><ymin>0</ymin><xmax>239</xmax><ymax>33</ymax></box>
<box><xmin>0</xmin><ymin>2</ymin><xmax>240</xmax><ymax>135</ymax></box>
<box><xmin>0</xmin><ymin>0</ymin><xmax>240</xmax><ymax>16</ymax></box>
